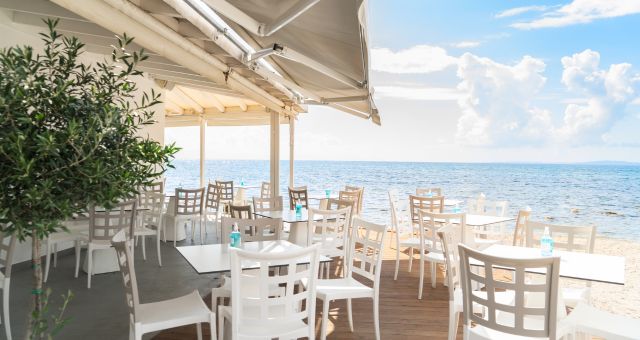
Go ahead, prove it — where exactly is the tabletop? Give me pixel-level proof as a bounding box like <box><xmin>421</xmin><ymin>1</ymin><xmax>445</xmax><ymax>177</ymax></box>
<box><xmin>255</xmin><ymin>209</ymin><xmax>325</xmax><ymax>223</ymax></box>
<box><xmin>177</xmin><ymin>240</ymin><xmax>331</xmax><ymax>274</ymax></box>
<box><xmin>474</xmin><ymin>244</ymin><xmax>625</xmax><ymax>285</ymax></box>
<box><xmin>433</xmin><ymin>214</ymin><xmax>514</xmax><ymax>226</ymax></box>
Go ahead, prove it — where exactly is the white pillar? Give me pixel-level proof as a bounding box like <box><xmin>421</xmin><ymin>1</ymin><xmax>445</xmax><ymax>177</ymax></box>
<box><xmin>270</xmin><ymin>111</ymin><xmax>280</xmax><ymax>196</ymax></box>
<box><xmin>199</xmin><ymin>116</ymin><xmax>206</xmax><ymax>188</ymax></box>
<box><xmin>289</xmin><ymin>116</ymin><xmax>295</xmax><ymax>187</ymax></box>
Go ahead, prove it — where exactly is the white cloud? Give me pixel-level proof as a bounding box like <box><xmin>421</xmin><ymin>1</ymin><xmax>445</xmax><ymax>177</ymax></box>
<box><xmin>495</xmin><ymin>5</ymin><xmax>548</xmax><ymax>18</ymax></box>
<box><xmin>371</xmin><ymin>45</ymin><xmax>458</xmax><ymax>74</ymax></box>
<box><xmin>451</xmin><ymin>41</ymin><xmax>481</xmax><ymax>49</ymax></box>
<box><xmin>374</xmin><ymin>86</ymin><xmax>462</xmax><ymax>101</ymax></box>
<box><xmin>512</xmin><ymin>0</ymin><xmax>640</xmax><ymax>29</ymax></box>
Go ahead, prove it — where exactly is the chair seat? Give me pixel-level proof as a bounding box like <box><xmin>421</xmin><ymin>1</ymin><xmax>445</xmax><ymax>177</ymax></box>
<box><xmin>561</xmin><ymin>286</ymin><xmax>590</xmax><ymax>308</ymax></box>
<box><xmin>400</xmin><ymin>237</ymin><xmax>434</xmax><ymax>248</ymax></box>
<box><xmin>216</xmin><ymin>273</ymin><xmax>284</xmax><ymax>297</ymax></box>
<box><xmin>137</xmin><ymin>290</ymin><xmax>211</xmax><ymax>333</ymax></box>
<box><xmin>88</xmin><ymin>239</ymin><xmax>113</xmax><ymax>249</ymax></box>
<box><xmin>424</xmin><ymin>251</ymin><xmax>445</xmax><ymax>263</ymax></box>
<box><xmin>49</xmin><ymin>230</ymin><xmax>87</xmax><ymax>243</ymax></box>
<box><xmin>316</xmin><ymin>277</ymin><xmax>374</xmax><ymax>301</ymax></box>
<box><xmin>565</xmin><ymin>302</ymin><xmax>640</xmax><ymax>340</ymax></box>
<box><xmin>134</xmin><ymin>226</ymin><xmax>158</xmax><ymax>236</ymax></box>
<box><xmin>220</xmin><ymin>305</ymin><xmax>308</xmax><ymax>337</ymax></box>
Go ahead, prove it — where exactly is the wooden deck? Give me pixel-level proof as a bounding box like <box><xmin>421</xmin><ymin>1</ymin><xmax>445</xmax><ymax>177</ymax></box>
<box><xmin>154</xmin><ymin>231</ymin><xmax>461</xmax><ymax>339</ymax></box>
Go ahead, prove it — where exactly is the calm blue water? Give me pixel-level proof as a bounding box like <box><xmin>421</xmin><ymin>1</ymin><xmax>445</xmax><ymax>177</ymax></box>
<box><xmin>165</xmin><ymin>160</ymin><xmax>640</xmax><ymax>240</ymax></box>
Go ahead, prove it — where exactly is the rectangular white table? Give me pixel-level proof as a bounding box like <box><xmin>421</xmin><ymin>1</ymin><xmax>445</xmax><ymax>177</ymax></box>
<box><xmin>177</xmin><ymin>240</ymin><xmax>331</xmax><ymax>274</ymax></box>
<box><xmin>463</xmin><ymin>214</ymin><xmax>514</xmax><ymax>226</ymax></box>
<box><xmin>473</xmin><ymin>244</ymin><xmax>625</xmax><ymax>285</ymax></box>
<box><xmin>255</xmin><ymin>209</ymin><xmax>323</xmax><ymax>245</ymax></box>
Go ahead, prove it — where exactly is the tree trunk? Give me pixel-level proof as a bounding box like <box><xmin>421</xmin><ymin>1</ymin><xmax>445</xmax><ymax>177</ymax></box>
<box><xmin>27</xmin><ymin>233</ymin><xmax>43</xmax><ymax>339</ymax></box>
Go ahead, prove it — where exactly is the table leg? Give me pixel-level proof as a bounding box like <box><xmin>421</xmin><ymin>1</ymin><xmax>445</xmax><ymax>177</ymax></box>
<box><xmin>287</xmin><ymin>222</ymin><xmax>308</xmax><ymax>246</ymax></box>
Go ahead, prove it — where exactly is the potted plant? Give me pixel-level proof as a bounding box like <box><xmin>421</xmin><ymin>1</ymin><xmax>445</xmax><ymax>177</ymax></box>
<box><xmin>0</xmin><ymin>19</ymin><xmax>179</xmax><ymax>338</ymax></box>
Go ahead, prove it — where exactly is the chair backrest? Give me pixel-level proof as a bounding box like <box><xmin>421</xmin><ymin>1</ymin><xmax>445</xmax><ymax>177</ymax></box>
<box><xmin>416</xmin><ymin>187</ymin><xmax>442</xmax><ymax>196</ymax></box>
<box><xmin>252</xmin><ymin>196</ymin><xmax>283</xmax><ymax>213</ymax></box>
<box><xmin>260</xmin><ymin>181</ymin><xmax>271</xmax><ymax>198</ymax></box>
<box><xmin>139</xmin><ymin>192</ymin><xmax>164</xmax><ymax>228</ymax></box>
<box><xmin>229</xmin><ymin>244</ymin><xmax>320</xmax><ymax>339</ymax></box>
<box><xmin>467</xmin><ymin>195</ymin><xmax>486</xmax><ymax>214</ymax></box>
<box><xmin>388</xmin><ymin>190</ymin><xmax>401</xmax><ymax>233</ymax></box>
<box><xmin>307</xmin><ymin>207</ymin><xmax>351</xmax><ymax>255</ymax></box>
<box><xmin>344</xmin><ymin>185</ymin><xmax>364</xmax><ymax>213</ymax></box>
<box><xmin>220</xmin><ymin>217</ymin><xmax>283</xmax><ymax>243</ymax></box>
<box><xmin>325</xmin><ymin>198</ymin><xmax>354</xmax><ymax>211</ymax></box>
<box><xmin>142</xmin><ymin>181</ymin><xmax>164</xmax><ymax>193</ymax></box>
<box><xmin>229</xmin><ymin>204</ymin><xmax>253</xmax><ymax>219</ymax></box>
<box><xmin>0</xmin><ymin>230</ymin><xmax>16</xmax><ymax>278</ymax></box>
<box><xmin>112</xmin><ymin>229</ymin><xmax>139</xmax><ymax>325</ymax></box>
<box><xmin>344</xmin><ymin>217</ymin><xmax>386</xmax><ymax>291</ymax></box>
<box><xmin>419</xmin><ymin>211</ymin><xmax>467</xmax><ymax>253</ymax></box>
<box><xmin>204</xmin><ymin>183</ymin><xmax>221</xmax><ymax>215</ymax></box>
<box><xmin>525</xmin><ymin>221</ymin><xmax>596</xmax><ymax>253</ymax></box>
<box><xmin>215</xmin><ymin>180</ymin><xmax>234</xmax><ymax>202</ymax></box>
<box><xmin>513</xmin><ymin>209</ymin><xmax>532</xmax><ymax>246</ymax></box>
<box><xmin>458</xmin><ymin>244</ymin><xmax>560</xmax><ymax>339</ymax></box>
<box><xmin>174</xmin><ymin>188</ymin><xmax>204</xmax><ymax>216</ymax></box>
<box><xmin>339</xmin><ymin>190</ymin><xmax>361</xmax><ymax>215</ymax></box>
<box><xmin>288</xmin><ymin>186</ymin><xmax>308</xmax><ymax>210</ymax></box>
<box><xmin>89</xmin><ymin>200</ymin><xmax>137</xmax><ymax>242</ymax></box>
<box><xmin>409</xmin><ymin>195</ymin><xmax>444</xmax><ymax>224</ymax></box>
<box><xmin>437</xmin><ymin>223</ymin><xmax>463</xmax><ymax>302</ymax></box>
<box><xmin>484</xmin><ymin>200</ymin><xmax>509</xmax><ymax>216</ymax></box>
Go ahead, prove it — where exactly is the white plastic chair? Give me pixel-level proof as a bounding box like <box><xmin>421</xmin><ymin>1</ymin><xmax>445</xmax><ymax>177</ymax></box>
<box><xmin>512</xmin><ymin>209</ymin><xmax>532</xmax><ymax>246</ymax></box>
<box><xmin>316</xmin><ymin>217</ymin><xmax>386</xmax><ymax>340</ymax></box>
<box><xmin>135</xmin><ymin>192</ymin><xmax>164</xmax><ymax>266</ymax></box>
<box><xmin>344</xmin><ymin>185</ymin><xmax>364</xmax><ymax>214</ymax></box>
<box><xmin>564</xmin><ymin>302</ymin><xmax>640</xmax><ymax>339</ymax></box>
<box><xmin>44</xmin><ymin>219</ymin><xmax>87</xmax><ymax>283</ymax></box>
<box><xmin>0</xmin><ymin>230</ymin><xmax>16</xmax><ymax>340</ymax></box>
<box><xmin>111</xmin><ymin>229</ymin><xmax>215</xmax><ymax>340</ymax></box>
<box><xmin>307</xmin><ymin>207</ymin><xmax>352</xmax><ymax>278</ymax></box>
<box><xmin>252</xmin><ymin>196</ymin><xmax>283</xmax><ymax>213</ymax></box>
<box><xmin>338</xmin><ymin>190</ymin><xmax>361</xmax><ymax>216</ymax></box>
<box><xmin>525</xmin><ymin>221</ymin><xmax>596</xmax><ymax>308</ymax></box>
<box><xmin>458</xmin><ymin>244</ymin><xmax>571</xmax><ymax>340</ymax></box>
<box><xmin>173</xmin><ymin>187</ymin><xmax>204</xmax><ymax>246</ymax></box>
<box><xmin>408</xmin><ymin>194</ymin><xmax>443</xmax><ymax>226</ymax></box>
<box><xmin>218</xmin><ymin>244</ymin><xmax>320</xmax><ymax>340</ymax></box>
<box><xmin>86</xmin><ymin>200</ymin><xmax>136</xmax><ymax>289</ymax></box>
<box><xmin>416</xmin><ymin>187</ymin><xmax>442</xmax><ymax>196</ymax></box>
<box><xmin>203</xmin><ymin>183</ymin><xmax>223</xmax><ymax>240</ymax></box>
<box><xmin>259</xmin><ymin>181</ymin><xmax>271</xmax><ymax>199</ymax></box>
<box><xmin>389</xmin><ymin>190</ymin><xmax>416</xmax><ymax>280</ymax></box>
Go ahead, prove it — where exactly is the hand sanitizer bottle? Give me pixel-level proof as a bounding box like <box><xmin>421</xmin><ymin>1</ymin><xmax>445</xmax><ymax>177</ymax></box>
<box><xmin>540</xmin><ymin>226</ymin><xmax>554</xmax><ymax>256</ymax></box>
<box><xmin>230</xmin><ymin>222</ymin><xmax>241</xmax><ymax>247</ymax></box>
<box><xmin>295</xmin><ymin>199</ymin><xmax>302</xmax><ymax>216</ymax></box>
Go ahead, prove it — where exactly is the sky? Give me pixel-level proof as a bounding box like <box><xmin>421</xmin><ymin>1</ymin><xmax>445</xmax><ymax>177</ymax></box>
<box><xmin>166</xmin><ymin>0</ymin><xmax>640</xmax><ymax>163</ymax></box>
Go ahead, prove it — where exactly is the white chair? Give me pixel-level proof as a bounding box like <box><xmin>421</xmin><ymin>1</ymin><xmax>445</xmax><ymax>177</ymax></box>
<box><xmin>135</xmin><ymin>191</ymin><xmax>164</xmax><ymax>266</ymax></box>
<box><xmin>525</xmin><ymin>221</ymin><xmax>596</xmax><ymax>308</ymax></box>
<box><xmin>564</xmin><ymin>302</ymin><xmax>640</xmax><ymax>339</ymax></box>
<box><xmin>203</xmin><ymin>183</ymin><xmax>223</xmax><ymax>241</ymax></box>
<box><xmin>86</xmin><ymin>200</ymin><xmax>136</xmax><ymax>289</ymax></box>
<box><xmin>218</xmin><ymin>244</ymin><xmax>320</xmax><ymax>340</ymax></box>
<box><xmin>0</xmin><ymin>230</ymin><xmax>16</xmax><ymax>340</ymax></box>
<box><xmin>512</xmin><ymin>208</ymin><xmax>532</xmax><ymax>246</ymax></box>
<box><xmin>408</xmin><ymin>194</ymin><xmax>443</xmax><ymax>227</ymax></box>
<box><xmin>316</xmin><ymin>217</ymin><xmax>386</xmax><ymax>340</ymax></box>
<box><xmin>172</xmin><ymin>187</ymin><xmax>204</xmax><ymax>246</ymax></box>
<box><xmin>458</xmin><ymin>244</ymin><xmax>571</xmax><ymax>340</ymax></box>
<box><xmin>344</xmin><ymin>185</ymin><xmax>364</xmax><ymax>214</ymax></box>
<box><xmin>307</xmin><ymin>207</ymin><xmax>352</xmax><ymax>278</ymax></box>
<box><xmin>252</xmin><ymin>196</ymin><xmax>283</xmax><ymax>213</ymax></box>
<box><xmin>416</xmin><ymin>211</ymin><xmax>467</xmax><ymax>298</ymax></box>
<box><xmin>44</xmin><ymin>219</ymin><xmax>87</xmax><ymax>283</ymax></box>
<box><xmin>389</xmin><ymin>190</ymin><xmax>419</xmax><ymax>280</ymax></box>
<box><xmin>338</xmin><ymin>190</ymin><xmax>361</xmax><ymax>216</ymax></box>
<box><xmin>216</xmin><ymin>180</ymin><xmax>234</xmax><ymax>205</ymax></box>
<box><xmin>259</xmin><ymin>181</ymin><xmax>271</xmax><ymax>199</ymax></box>
<box><xmin>111</xmin><ymin>229</ymin><xmax>215</xmax><ymax>340</ymax></box>
<box><xmin>468</xmin><ymin>198</ymin><xmax>509</xmax><ymax>244</ymax></box>
<box><xmin>416</xmin><ymin>187</ymin><xmax>442</xmax><ymax>196</ymax></box>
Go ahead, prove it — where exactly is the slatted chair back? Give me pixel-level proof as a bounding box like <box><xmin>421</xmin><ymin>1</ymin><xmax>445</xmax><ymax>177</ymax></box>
<box><xmin>220</xmin><ymin>217</ymin><xmax>283</xmax><ymax>244</ymax></box>
<box><xmin>142</xmin><ymin>181</ymin><xmax>164</xmax><ymax>193</ymax></box>
<box><xmin>525</xmin><ymin>221</ymin><xmax>596</xmax><ymax>253</ymax></box>
<box><xmin>513</xmin><ymin>209</ymin><xmax>532</xmax><ymax>246</ymax></box>
<box><xmin>484</xmin><ymin>200</ymin><xmax>509</xmax><ymax>217</ymax></box>
<box><xmin>260</xmin><ymin>181</ymin><xmax>271</xmax><ymax>199</ymax></box>
<box><xmin>458</xmin><ymin>244</ymin><xmax>560</xmax><ymax>339</ymax></box>
<box><xmin>89</xmin><ymin>200</ymin><xmax>137</xmax><ymax>242</ymax></box>
<box><xmin>437</xmin><ymin>223</ymin><xmax>463</xmax><ymax>301</ymax></box>
<box><xmin>0</xmin><ymin>229</ymin><xmax>16</xmax><ymax>279</ymax></box>
<box><xmin>229</xmin><ymin>244</ymin><xmax>320</xmax><ymax>339</ymax></box>
<box><xmin>325</xmin><ymin>198</ymin><xmax>354</xmax><ymax>211</ymax></box>
<box><xmin>409</xmin><ymin>194</ymin><xmax>444</xmax><ymax>225</ymax></box>
<box><xmin>307</xmin><ymin>208</ymin><xmax>351</xmax><ymax>257</ymax></box>
<box><xmin>139</xmin><ymin>192</ymin><xmax>164</xmax><ymax>229</ymax></box>
<box><xmin>419</xmin><ymin>211</ymin><xmax>467</xmax><ymax>253</ymax></box>
<box><xmin>252</xmin><ymin>196</ymin><xmax>283</xmax><ymax>213</ymax></box>
<box><xmin>416</xmin><ymin>187</ymin><xmax>442</xmax><ymax>197</ymax></box>
<box><xmin>204</xmin><ymin>183</ymin><xmax>221</xmax><ymax>216</ymax></box>
<box><xmin>215</xmin><ymin>180</ymin><xmax>234</xmax><ymax>203</ymax></box>
<box><xmin>174</xmin><ymin>188</ymin><xmax>204</xmax><ymax>216</ymax></box>
<box><xmin>229</xmin><ymin>204</ymin><xmax>253</xmax><ymax>219</ymax></box>
<box><xmin>344</xmin><ymin>185</ymin><xmax>364</xmax><ymax>214</ymax></box>
<box><xmin>339</xmin><ymin>190</ymin><xmax>361</xmax><ymax>215</ymax></box>
<box><xmin>112</xmin><ymin>229</ymin><xmax>139</xmax><ymax>325</ymax></box>
<box><xmin>288</xmin><ymin>186</ymin><xmax>308</xmax><ymax>210</ymax></box>
<box><xmin>467</xmin><ymin>195</ymin><xmax>486</xmax><ymax>215</ymax></box>
<box><xmin>344</xmin><ymin>218</ymin><xmax>386</xmax><ymax>291</ymax></box>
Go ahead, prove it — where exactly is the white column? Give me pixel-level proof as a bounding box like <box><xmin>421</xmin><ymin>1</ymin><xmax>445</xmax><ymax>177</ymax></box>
<box><xmin>289</xmin><ymin>116</ymin><xmax>295</xmax><ymax>187</ymax></box>
<box><xmin>270</xmin><ymin>111</ymin><xmax>280</xmax><ymax>196</ymax></box>
<box><xmin>199</xmin><ymin>116</ymin><xmax>206</xmax><ymax>188</ymax></box>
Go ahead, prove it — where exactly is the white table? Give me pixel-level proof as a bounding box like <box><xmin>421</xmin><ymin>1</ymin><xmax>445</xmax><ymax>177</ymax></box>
<box><xmin>255</xmin><ymin>209</ymin><xmax>323</xmax><ymax>245</ymax></box>
<box><xmin>177</xmin><ymin>240</ymin><xmax>331</xmax><ymax>274</ymax></box>
<box><xmin>462</xmin><ymin>214</ymin><xmax>514</xmax><ymax>226</ymax></box>
<box><xmin>474</xmin><ymin>244</ymin><xmax>626</xmax><ymax>285</ymax></box>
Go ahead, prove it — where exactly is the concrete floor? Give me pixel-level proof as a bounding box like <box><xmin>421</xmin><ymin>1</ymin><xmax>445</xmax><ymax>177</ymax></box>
<box><xmin>5</xmin><ymin>230</ymin><xmax>222</xmax><ymax>340</ymax></box>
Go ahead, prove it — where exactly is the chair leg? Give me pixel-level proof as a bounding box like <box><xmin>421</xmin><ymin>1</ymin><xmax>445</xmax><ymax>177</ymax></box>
<box><xmin>196</xmin><ymin>323</ymin><xmax>202</xmax><ymax>340</ymax></box>
<box><xmin>173</xmin><ymin>221</ymin><xmax>178</xmax><ymax>248</ymax></box>
<box><xmin>87</xmin><ymin>247</ymin><xmax>93</xmax><ymax>289</ymax></box>
<box><xmin>320</xmin><ymin>299</ymin><xmax>330</xmax><ymax>340</ymax></box>
<box><xmin>373</xmin><ymin>296</ymin><xmax>380</xmax><ymax>340</ymax></box>
<box><xmin>431</xmin><ymin>262</ymin><xmax>436</xmax><ymax>288</ymax></box>
<box><xmin>141</xmin><ymin>235</ymin><xmax>147</xmax><ymax>261</ymax></box>
<box><xmin>408</xmin><ymin>247</ymin><xmax>414</xmax><ymax>272</ymax></box>
<box><xmin>418</xmin><ymin>257</ymin><xmax>424</xmax><ymax>299</ymax></box>
<box><xmin>134</xmin><ymin>324</ymin><xmax>142</xmax><ymax>340</ymax></box>
<box><xmin>191</xmin><ymin>220</ymin><xmax>195</xmax><ymax>242</ymax></box>
<box><xmin>156</xmin><ymin>232</ymin><xmax>162</xmax><ymax>267</ymax></box>
<box><xmin>394</xmin><ymin>246</ymin><xmax>400</xmax><ymax>280</ymax></box>
<box><xmin>53</xmin><ymin>243</ymin><xmax>58</xmax><ymax>267</ymax></box>
<box><xmin>44</xmin><ymin>239</ymin><xmax>52</xmax><ymax>283</ymax></box>
<box><xmin>218</xmin><ymin>312</ymin><xmax>225</xmax><ymax>340</ymax></box>
<box><xmin>74</xmin><ymin>240</ymin><xmax>81</xmax><ymax>278</ymax></box>
<box><xmin>325</xmin><ymin>261</ymin><xmax>330</xmax><ymax>278</ymax></box>
<box><xmin>209</xmin><ymin>312</ymin><xmax>216</xmax><ymax>340</ymax></box>
<box><xmin>4</xmin><ymin>280</ymin><xmax>11</xmax><ymax>340</ymax></box>
<box><xmin>448</xmin><ymin>301</ymin><xmax>457</xmax><ymax>340</ymax></box>
<box><xmin>347</xmin><ymin>298</ymin><xmax>354</xmax><ymax>332</ymax></box>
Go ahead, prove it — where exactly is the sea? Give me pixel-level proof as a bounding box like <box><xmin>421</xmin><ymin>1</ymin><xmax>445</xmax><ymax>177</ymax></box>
<box><xmin>165</xmin><ymin>160</ymin><xmax>640</xmax><ymax>241</ymax></box>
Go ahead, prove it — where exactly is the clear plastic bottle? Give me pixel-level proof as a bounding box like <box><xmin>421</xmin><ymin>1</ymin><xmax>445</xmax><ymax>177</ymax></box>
<box><xmin>230</xmin><ymin>222</ymin><xmax>241</xmax><ymax>247</ymax></box>
<box><xmin>540</xmin><ymin>226</ymin><xmax>554</xmax><ymax>256</ymax></box>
